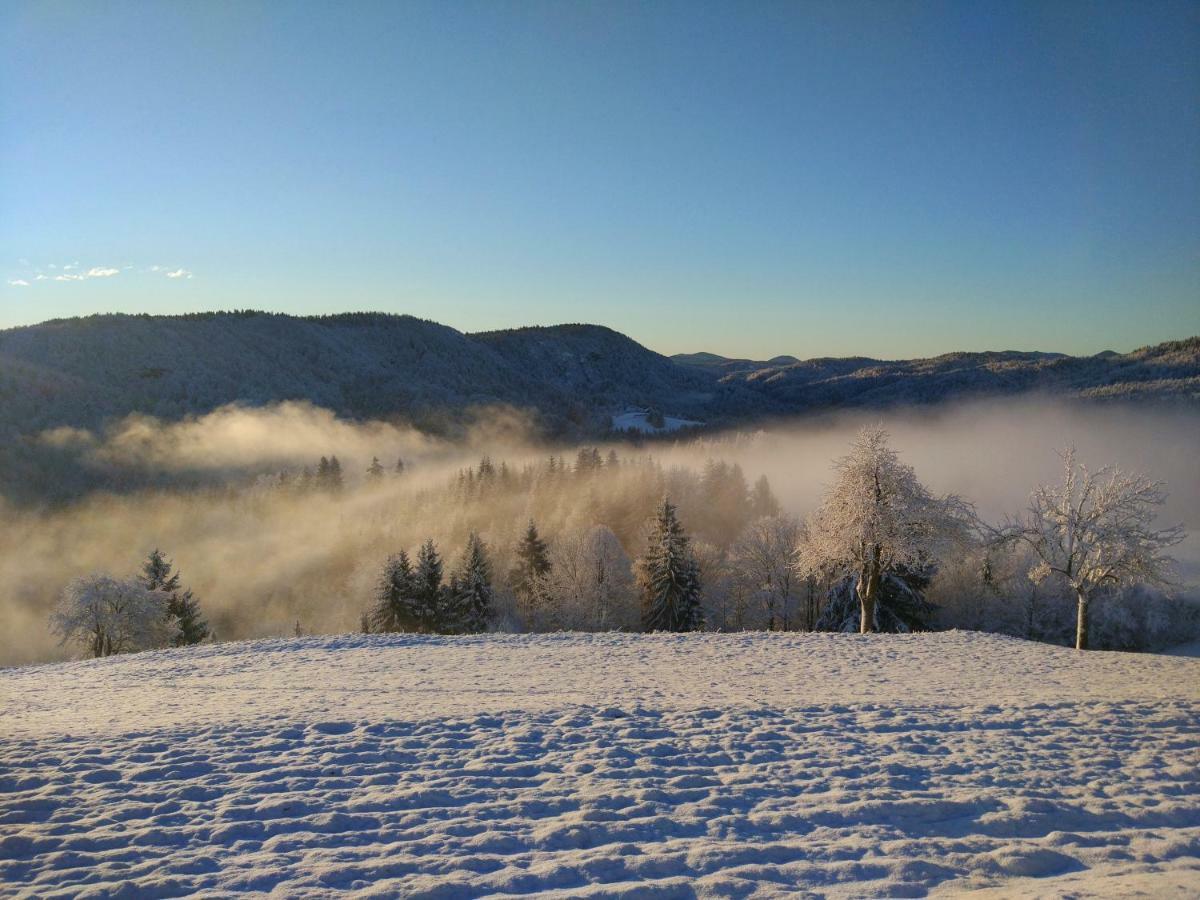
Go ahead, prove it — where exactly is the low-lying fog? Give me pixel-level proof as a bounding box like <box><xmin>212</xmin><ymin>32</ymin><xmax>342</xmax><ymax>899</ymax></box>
<box><xmin>2</xmin><ymin>398</ymin><xmax>1196</xmax><ymax>666</ymax></box>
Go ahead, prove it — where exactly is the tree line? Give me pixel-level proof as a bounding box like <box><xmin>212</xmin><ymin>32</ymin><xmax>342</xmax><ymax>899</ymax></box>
<box><xmin>50</xmin><ymin>430</ymin><xmax>1191</xmax><ymax>657</ymax></box>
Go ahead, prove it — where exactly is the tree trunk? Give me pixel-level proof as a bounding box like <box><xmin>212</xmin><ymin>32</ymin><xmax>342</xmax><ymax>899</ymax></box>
<box><xmin>858</xmin><ymin>565</ymin><xmax>880</xmax><ymax>634</ymax></box>
<box><xmin>1075</xmin><ymin>591</ymin><xmax>1090</xmax><ymax>651</ymax></box>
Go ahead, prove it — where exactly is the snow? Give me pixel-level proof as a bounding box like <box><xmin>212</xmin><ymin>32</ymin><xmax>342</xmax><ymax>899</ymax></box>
<box><xmin>611</xmin><ymin>409</ymin><xmax>703</xmax><ymax>433</ymax></box>
<box><xmin>2</xmin><ymin>631</ymin><xmax>1198</xmax><ymax>897</ymax></box>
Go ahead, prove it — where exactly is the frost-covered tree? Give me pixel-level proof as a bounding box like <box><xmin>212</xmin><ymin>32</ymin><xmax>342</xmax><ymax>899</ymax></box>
<box><xmin>816</xmin><ymin>567</ymin><xmax>936</xmax><ymax>633</ymax></box>
<box><xmin>140</xmin><ymin>549</ymin><xmax>209</xmax><ymax>646</ymax></box>
<box><xmin>995</xmin><ymin>448</ymin><xmax>1184</xmax><ymax>650</ymax></box>
<box><xmin>548</xmin><ymin>524</ymin><xmax>636</xmax><ymax>631</ymax></box>
<box><xmin>371</xmin><ymin>549</ymin><xmax>422</xmax><ymax>632</ymax></box>
<box><xmin>415</xmin><ymin>538</ymin><xmax>447</xmax><ymax>631</ymax></box>
<box><xmin>733</xmin><ymin>515</ymin><xmax>801</xmax><ymax>630</ymax></box>
<box><xmin>52</xmin><ymin>574</ymin><xmax>176</xmax><ymax>658</ymax></box>
<box><xmin>510</xmin><ymin>520</ymin><xmax>554</xmax><ymax>627</ymax></box>
<box><xmin>450</xmin><ymin>532</ymin><xmax>494</xmax><ymax>633</ymax></box>
<box><xmin>796</xmin><ymin>426</ymin><xmax>970</xmax><ymax>634</ymax></box>
<box><xmin>637</xmin><ymin>498</ymin><xmax>704</xmax><ymax>632</ymax></box>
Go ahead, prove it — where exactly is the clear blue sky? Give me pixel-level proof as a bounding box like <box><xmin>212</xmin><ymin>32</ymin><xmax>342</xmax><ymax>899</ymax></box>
<box><xmin>1</xmin><ymin>1</ymin><xmax>1197</xmax><ymax>358</ymax></box>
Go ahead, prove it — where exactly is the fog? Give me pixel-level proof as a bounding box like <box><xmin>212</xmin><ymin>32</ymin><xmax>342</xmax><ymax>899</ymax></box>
<box><xmin>2</xmin><ymin>398</ymin><xmax>1196</xmax><ymax>666</ymax></box>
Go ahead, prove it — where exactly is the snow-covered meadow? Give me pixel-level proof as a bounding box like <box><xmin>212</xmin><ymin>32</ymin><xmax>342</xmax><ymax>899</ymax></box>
<box><xmin>2</xmin><ymin>631</ymin><xmax>1199</xmax><ymax>898</ymax></box>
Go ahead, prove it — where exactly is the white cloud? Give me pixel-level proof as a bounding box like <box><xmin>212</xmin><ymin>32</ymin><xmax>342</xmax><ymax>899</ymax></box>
<box><xmin>13</xmin><ymin>261</ymin><xmax>189</xmax><ymax>285</ymax></box>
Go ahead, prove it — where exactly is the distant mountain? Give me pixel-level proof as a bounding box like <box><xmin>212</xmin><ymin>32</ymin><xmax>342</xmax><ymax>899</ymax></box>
<box><xmin>0</xmin><ymin>313</ymin><xmax>1196</xmax><ymax>445</ymax></box>
<box><xmin>674</xmin><ymin>341</ymin><xmax>1199</xmax><ymax>409</ymax></box>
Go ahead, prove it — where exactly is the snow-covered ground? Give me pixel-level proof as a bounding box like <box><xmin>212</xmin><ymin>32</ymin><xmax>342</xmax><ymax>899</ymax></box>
<box><xmin>611</xmin><ymin>409</ymin><xmax>703</xmax><ymax>433</ymax></box>
<box><xmin>2</xmin><ymin>631</ymin><xmax>1198</xmax><ymax>898</ymax></box>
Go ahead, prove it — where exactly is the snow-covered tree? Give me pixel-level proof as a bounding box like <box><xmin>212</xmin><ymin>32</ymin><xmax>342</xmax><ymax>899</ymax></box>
<box><xmin>450</xmin><ymin>532</ymin><xmax>494</xmax><ymax>633</ymax></box>
<box><xmin>548</xmin><ymin>524</ymin><xmax>636</xmax><ymax>631</ymax></box>
<box><xmin>414</xmin><ymin>539</ymin><xmax>447</xmax><ymax>631</ymax></box>
<box><xmin>141</xmin><ymin>548</ymin><xmax>208</xmax><ymax>646</ymax></box>
<box><xmin>994</xmin><ymin>447</ymin><xmax>1184</xmax><ymax>650</ymax></box>
<box><xmin>637</xmin><ymin>498</ymin><xmax>704</xmax><ymax>632</ymax></box>
<box><xmin>371</xmin><ymin>549</ymin><xmax>422</xmax><ymax>632</ymax></box>
<box><xmin>796</xmin><ymin>426</ymin><xmax>970</xmax><ymax>634</ymax></box>
<box><xmin>510</xmin><ymin>520</ymin><xmax>554</xmax><ymax>628</ymax></box>
<box><xmin>816</xmin><ymin>567</ymin><xmax>936</xmax><ymax>633</ymax></box>
<box><xmin>52</xmin><ymin>574</ymin><xmax>176</xmax><ymax>658</ymax></box>
<box><xmin>733</xmin><ymin>515</ymin><xmax>801</xmax><ymax>630</ymax></box>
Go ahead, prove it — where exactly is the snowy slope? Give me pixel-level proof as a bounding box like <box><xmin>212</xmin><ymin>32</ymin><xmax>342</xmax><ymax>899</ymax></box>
<box><xmin>2</xmin><ymin>632</ymin><xmax>1198</xmax><ymax>898</ymax></box>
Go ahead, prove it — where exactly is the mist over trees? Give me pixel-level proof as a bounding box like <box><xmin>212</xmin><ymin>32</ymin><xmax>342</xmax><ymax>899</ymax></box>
<box><xmin>4</xmin><ymin>403</ymin><xmax>1197</xmax><ymax>663</ymax></box>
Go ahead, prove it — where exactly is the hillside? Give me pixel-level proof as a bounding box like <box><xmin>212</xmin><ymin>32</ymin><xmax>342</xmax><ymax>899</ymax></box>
<box><xmin>2</xmin><ymin>631</ymin><xmax>1198</xmax><ymax>897</ymax></box>
<box><xmin>0</xmin><ymin>313</ymin><xmax>723</xmax><ymax>437</ymax></box>
<box><xmin>0</xmin><ymin>314</ymin><xmax>1196</xmax><ymax>446</ymax></box>
<box><xmin>674</xmin><ymin>339</ymin><xmax>1200</xmax><ymax>409</ymax></box>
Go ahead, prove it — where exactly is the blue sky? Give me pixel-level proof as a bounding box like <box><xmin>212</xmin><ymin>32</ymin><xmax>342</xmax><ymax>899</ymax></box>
<box><xmin>1</xmin><ymin>1</ymin><xmax>1197</xmax><ymax>358</ymax></box>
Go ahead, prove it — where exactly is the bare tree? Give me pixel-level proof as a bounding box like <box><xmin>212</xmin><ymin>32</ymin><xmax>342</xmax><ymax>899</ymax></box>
<box><xmin>994</xmin><ymin>447</ymin><xmax>1183</xmax><ymax>650</ymax></box>
<box><xmin>734</xmin><ymin>515</ymin><xmax>801</xmax><ymax>630</ymax></box>
<box><xmin>548</xmin><ymin>525</ymin><xmax>636</xmax><ymax>631</ymax></box>
<box><xmin>51</xmin><ymin>574</ymin><xmax>176</xmax><ymax>658</ymax></box>
<box><xmin>796</xmin><ymin>426</ymin><xmax>970</xmax><ymax>634</ymax></box>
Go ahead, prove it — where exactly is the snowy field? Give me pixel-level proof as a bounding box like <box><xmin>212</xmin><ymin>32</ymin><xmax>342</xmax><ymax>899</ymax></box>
<box><xmin>2</xmin><ymin>632</ymin><xmax>1198</xmax><ymax>898</ymax></box>
<box><xmin>610</xmin><ymin>410</ymin><xmax>703</xmax><ymax>433</ymax></box>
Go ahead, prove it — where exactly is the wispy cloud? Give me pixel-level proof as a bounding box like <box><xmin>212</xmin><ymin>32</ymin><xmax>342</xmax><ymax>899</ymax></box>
<box><xmin>6</xmin><ymin>262</ymin><xmax>195</xmax><ymax>286</ymax></box>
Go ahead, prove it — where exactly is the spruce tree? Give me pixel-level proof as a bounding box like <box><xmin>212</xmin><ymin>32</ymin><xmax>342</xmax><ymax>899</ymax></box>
<box><xmin>328</xmin><ymin>456</ymin><xmax>344</xmax><ymax>492</ymax></box>
<box><xmin>451</xmin><ymin>532</ymin><xmax>494</xmax><ymax>633</ymax></box>
<box><xmin>636</xmin><ymin>498</ymin><xmax>704</xmax><ymax>632</ymax></box>
<box><xmin>367</xmin><ymin>456</ymin><xmax>384</xmax><ymax>480</ymax></box>
<box><xmin>395</xmin><ymin>456</ymin><xmax>406</xmax><ymax>475</ymax></box>
<box><xmin>510</xmin><ymin>520</ymin><xmax>552</xmax><ymax>624</ymax></box>
<box><xmin>371</xmin><ymin>549</ymin><xmax>422</xmax><ymax>632</ymax></box>
<box><xmin>415</xmin><ymin>538</ymin><xmax>447</xmax><ymax>631</ymax></box>
<box><xmin>140</xmin><ymin>549</ymin><xmax>209</xmax><ymax>646</ymax></box>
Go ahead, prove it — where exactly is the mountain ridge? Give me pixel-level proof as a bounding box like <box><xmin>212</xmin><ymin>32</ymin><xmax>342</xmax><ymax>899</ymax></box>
<box><xmin>1</xmin><ymin>313</ymin><xmax>1196</xmax><ymax>443</ymax></box>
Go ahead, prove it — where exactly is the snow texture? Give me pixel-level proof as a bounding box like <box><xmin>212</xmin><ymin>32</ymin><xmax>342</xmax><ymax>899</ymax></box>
<box><xmin>2</xmin><ymin>631</ymin><xmax>1198</xmax><ymax>898</ymax></box>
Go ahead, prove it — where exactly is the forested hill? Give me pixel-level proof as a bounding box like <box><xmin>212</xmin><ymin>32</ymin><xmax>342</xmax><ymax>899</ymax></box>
<box><xmin>0</xmin><ymin>312</ymin><xmax>1196</xmax><ymax>439</ymax></box>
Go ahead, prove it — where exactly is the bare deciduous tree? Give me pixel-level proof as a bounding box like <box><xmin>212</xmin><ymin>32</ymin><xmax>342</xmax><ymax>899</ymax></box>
<box><xmin>51</xmin><ymin>574</ymin><xmax>176</xmax><ymax>658</ymax></box>
<box><xmin>994</xmin><ymin>448</ymin><xmax>1183</xmax><ymax>650</ymax></box>
<box><xmin>734</xmin><ymin>515</ymin><xmax>801</xmax><ymax>630</ymax></box>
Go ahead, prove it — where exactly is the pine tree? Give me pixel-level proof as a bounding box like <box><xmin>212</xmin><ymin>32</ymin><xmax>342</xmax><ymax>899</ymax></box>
<box><xmin>637</xmin><ymin>498</ymin><xmax>704</xmax><ymax>632</ymax></box>
<box><xmin>395</xmin><ymin>457</ymin><xmax>406</xmax><ymax>476</ymax></box>
<box><xmin>510</xmin><ymin>520</ymin><xmax>553</xmax><ymax>626</ymax></box>
<box><xmin>451</xmin><ymin>533</ymin><xmax>494</xmax><ymax>633</ymax></box>
<box><xmin>371</xmin><ymin>549</ymin><xmax>422</xmax><ymax>632</ymax></box>
<box><xmin>328</xmin><ymin>456</ymin><xmax>344</xmax><ymax>492</ymax></box>
<box><xmin>415</xmin><ymin>538</ymin><xmax>446</xmax><ymax>631</ymax></box>
<box><xmin>366</xmin><ymin>456</ymin><xmax>384</xmax><ymax>480</ymax></box>
<box><xmin>140</xmin><ymin>549</ymin><xmax>209</xmax><ymax>646</ymax></box>
<box><xmin>749</xmin><ymin>474</ymin><xmax>781</xmax><ymax>519</ymax></box>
